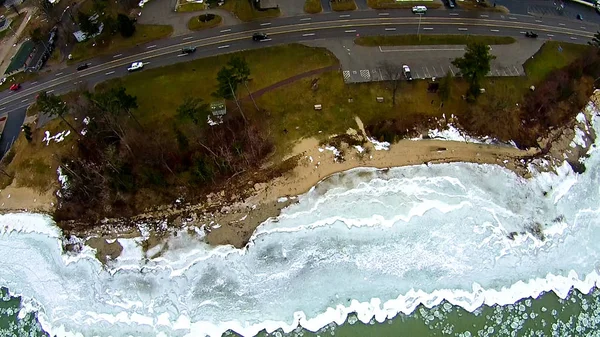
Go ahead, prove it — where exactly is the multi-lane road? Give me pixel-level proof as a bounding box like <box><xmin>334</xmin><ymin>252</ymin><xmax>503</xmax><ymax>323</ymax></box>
<box><xmin>0</xmin><ymin>8</ymin><xmax>596</xmax><ymax>152</ymax></box>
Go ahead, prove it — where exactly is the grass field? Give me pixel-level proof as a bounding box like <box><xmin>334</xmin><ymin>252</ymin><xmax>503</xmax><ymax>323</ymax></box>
<box><xmin>457</xmin><ymin>0</ymin><xmax>509</xmax><ymax>13</ymax></box>
<box><xmin>304</xmin><ymin>0</ymin><xmax>323</xmax><ymax>13</ymax></box>
<box><xmin>0</xmin><ymin>72</ymin><xmax>39</xmax><ymax>91</ymax></box>
<box><xmin>366</xmin><ymin>0</ymin><xmax>442</xmax><ymax>9</ymax></box>
<box><xmin>187</xmin><ymin>14</ymin><xmax>222</xmax><ymax>30</ymax></box>
<box><xmin>176</xmin><ymin>2</ymin><xmax>207</xmax><ymax>12</ymax></box>
<box><xmin>331</xmin><ymin>0</ymin><xmax>358</xmax><ymax>11</ymax></box>
<box><xmin>69</xmin><ymin>24</ymin><xmax>173</xmax><ymax>63</ymax></box>
<box><xmin>221</xmin><ymin>0</ymin><xmax>280</xmax><ymax>22</ymax></box>
<box><xmin>355</xmin><ymin>35</ymin><xmax>516</xmax><ymax>46</ymax></box>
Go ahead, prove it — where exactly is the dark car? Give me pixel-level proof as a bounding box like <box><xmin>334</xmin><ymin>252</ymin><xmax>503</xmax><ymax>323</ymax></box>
<box><xmin>446</xmin><ymin>0</ymin><xmax>455</xmax><ymax>8</ymax></box>
<box><xmin>525</xmin><ymin>31</ymin><xmax>538</xmax><ymax>38</ymax></box>
<box><xmin>252</xmin><ymin>32</ymin><xmax>269</xmax><ymax>41</ymax></box>
<box><xmin>76</xmin><ymin>63</ymin><xmax>89</xmax><ymax>71</ymax></box>
<box><xmin>182</xmin><ymin>46</ymin><xmax>196</xmax><ymax>54</ymax></box>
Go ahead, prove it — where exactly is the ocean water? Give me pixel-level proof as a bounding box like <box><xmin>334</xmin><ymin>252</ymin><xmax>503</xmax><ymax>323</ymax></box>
<box><xmin>0</xmin><ymin>104</ymin><xmax>600</xmax><ymax>336</ymax></box>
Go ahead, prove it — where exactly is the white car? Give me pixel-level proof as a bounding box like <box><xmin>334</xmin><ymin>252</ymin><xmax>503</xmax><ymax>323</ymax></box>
<box><xmin>402</xmin><ymin>65</ymin><xmax>413</xmax><ymax>81</ymax></box>
<box><xmin>412</xmin><ymin>5</ymin><xmax>427</xmax><ymax>14</ymax></box>
<box><xmin>127</xmin><ymin>62</ymin><xmax>144</xmax><ymax>72</ymax></box>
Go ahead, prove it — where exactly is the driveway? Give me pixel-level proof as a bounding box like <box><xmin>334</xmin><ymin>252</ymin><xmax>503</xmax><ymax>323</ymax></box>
<box><xmin>138</xmin><ymin>0</ymin><xmax>241</xmax><ymax>36</ymax></box>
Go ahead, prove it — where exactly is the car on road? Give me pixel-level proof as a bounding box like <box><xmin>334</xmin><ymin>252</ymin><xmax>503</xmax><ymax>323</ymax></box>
<box><xmin>9</xmin><ymin>83</ymin><xmax>20</xmax><ymax>91</ymax></box>
<box><xmin>577</xmin><ymin>14</ymin><xmax>583</xmax><ymax>20</ymax></box>
<box><xmin>525</xmin><ymin>31</ymin><xmax>538</xmax><ymax>38</ymax></box>
<box><xmin>412</xmin><ymin>5</ymin><xmax>427</xmax><ymax>14</ymax></box>
<box><xmin>182</xmin><ymin>46</ymin><xmax>197</xmax><ymax>54</ymax></box>
<box><xmin>76</xmin><ymin>63</ymin><xmax>89</xmax><ymax>71</ymax></box>
<box><xmin>127</xmin><ymin>62</ymin><xmax>144</xmax><ymax>72</ymax></box>
<box><xmin>402</xmin><ymin>65</ymin><xmax>413</xmax><ymax>81</ymax></box>
<box><xmin>252</xmin><ymin>32</ymin><xmax>269</xmax><ymax>41</ymax></box>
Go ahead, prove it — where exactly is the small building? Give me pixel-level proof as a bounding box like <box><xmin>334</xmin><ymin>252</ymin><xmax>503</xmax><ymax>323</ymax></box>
<box><xmin>210</xmin><ymin>101</ymin><xmax>226</xmax><ymax>116</ymax></box>
<box><xmin>4</xmin><ymin>39</ymin><xmax>34</xmax><ymax>75</ymax></box>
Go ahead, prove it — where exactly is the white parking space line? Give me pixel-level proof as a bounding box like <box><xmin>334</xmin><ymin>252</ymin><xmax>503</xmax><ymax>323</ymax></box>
<box><xmin>339</xmin><ymin>14</ymin><xmax>351</xmax><ymax>18</ymax></box>
<box><xmin>220</xmin><ymin>28</ymin><xmax>231</xmax><ymax>33</ymax></box>
<box><xmin>113</xmin><ymin>54</ymin><xmax>123</xmax><ymax>58</ymax></box>
<box><xmin>449</xmin><ymin>13</ymin><xmax>459</xmax><ymax>16</ymax></box>
<box><xmin>345</xmin><ymin>29</ymin><xmax>356</xmax><ymax>33</ymax></box>
<box><xmin>458</xmin><ymin>28</ymin><xmax>468</xmax><ymax>31</ymax></box>
<box><xmin>260</xmin><ymin>22</ymin><xmax>271</xmax><ymax>26</ymax></box>
<box><xmin>55</xmin><ymin>72</ymin><xmax>63</xmax><ymax>76</ymax></box>
<box><xmin>513</xmin><ymin>66</ymin><xmax>520</xmax><ymax>75</ymax></box>
<box><xmin>105</xmin><ymin>71</ymin><xmax>115</xmax><ymax>75</ymax></box>
<box><xmin>378</xmin><ymin>12</ymin><xmax>389</xmax><ymax>16</ymax></box>
<box><xmin>147</xmin><ymin>45</ymin><xmax>157</xmax><ymax>49</ymax></box>
<box><xmin>302</xmin><ymin>33</ymin><xmax>315</xmax><ymax>36</ymax></box>
<box><xmin>183</xmin><ymin>36</ymin><xmax>193</xmax><ymax>40</ymax></box>
<box><xmin>385</xmin><ymin>28</ymin><xmax>396</xmax><ymax>31</ymax></box>
<box><xmin>449</xmin><ymin>66</ymin><xmax>455</xmax><ymax>76</ymax></box>
<box><xmin>490</xmin><ymin>29</ymin><xmax>500</xmax><ymax>32</ymax></box>
<box><xmin>423</xmin><ymin>27</ymin><xmax>433</xmax><ymax>30</ymax></box>
<box><xmin>218</xmin><ymin>45</ymin><xmax>230</xmax><ymax>49</ymax></box>
<box><xmin>300</xmin><ymin>17</ymin><xmax>312</xmax><ymax>21</ymax></box>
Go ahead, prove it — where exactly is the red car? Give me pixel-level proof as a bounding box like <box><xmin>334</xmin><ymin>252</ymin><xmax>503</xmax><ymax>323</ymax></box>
<box><xmin>9</xmin><ymin>83</ymin><xmax>20</xmax><ymax>91</ymax></box>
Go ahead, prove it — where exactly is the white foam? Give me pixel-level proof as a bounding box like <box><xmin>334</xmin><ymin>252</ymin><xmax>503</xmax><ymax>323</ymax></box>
<box><xmin>368</xmin><ymin>137</ymin><xmax>390</xmax><ymax>151</ymax></box>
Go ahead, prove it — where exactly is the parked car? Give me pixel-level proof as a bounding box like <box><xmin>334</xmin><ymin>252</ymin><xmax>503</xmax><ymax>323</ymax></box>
<box><xmin>445</xmin><ymin>0</ymin><xmax>455</xmax><ymax>8</ymax></box>
<box><xmin>76</xmin><ymin>63</ymin><xmax>89</xmax><ymax>71</ymax></box>
<box><xmin>525</xmin><ymin>31</ymin><xmax>538</xmax><ymax>38</ymax></box>
<box><xmin>127</xmin><ymin>62</ymin><xmax>144</xmax><ymax>72</ymax></box>
<box><xmin>412</xmin><ymin>5</ymin><xmax>427</xmax><ymax>14</ymax></box>
<box><xmin>182</xmin><ymin>46</ymin><xmax>197</xmax><ymax>54</ymax></box>
<box><xmin>402</xmin><ymin>65</ymin><xmax>413</xmax><ymax>81</ymax></box>
<box><xmin>252</xmin><ymin>32</ymin><xmax>269</xmax><ymax>41</ymax></box>
<box><xmin>9</xmin><ymin>83</ymin><xmax>20</xmax><ymax>91</ymax></box>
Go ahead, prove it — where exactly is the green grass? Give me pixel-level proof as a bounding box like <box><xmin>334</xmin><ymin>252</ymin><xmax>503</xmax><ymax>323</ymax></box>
<box><xmin>0</xmin><ymin>72</ymin><xmax>39</xmax><ymax>92</ymax></box>
<box><xmin>355</xmin><ymin>35</ymin><xmax>516</xmax><ymax>46</ymax></box>
<box><xmin>304</xmin><ymin>0</ymin><xmax>323</xmax><ymax>13</ymax></box>
<box><xmin>0</xmin><ymin>14</ymin><xmax>24</xmax><ymax>40</ymax></box>
<box><xmin>457</xmin><ymin>0</ymin><xmax>509</xmax><ymax>13</ymax></box>
<box><xmin>176</xmin><ymin>2</ymin><xmax>207</xmax><ymax>12</ymax></box>
<box><xmin>524</xmin><ymin>41</ymin><xmax>591</xmax><ymax>84</ymax></box>
<box><xmin>97</xmin><ymin>44</ymin><xmax>338</xmax><ymax>127</ymax></box>
<box><xmin>366</xmin><ymin>0</ymin><xmax>442</xmax><ymax>9</ymax></box>
<box><xmin>69</xmin><ymin>24</ymin><xmax>173</xmax><ymax>63</ymax></box>
<box><xmin>331</xmin><ymin>0</ymin><xmax>357</xmax><ymax>11</ymax></box>
<box><xmin>187</xmin><ymin>14</ymin><xmax>222</xmax><ymax>30</ymax></box>
<box><xmin>221</xmin><ymin>0</ymin><xmax>280</xmax><ymax>22</ymax></box>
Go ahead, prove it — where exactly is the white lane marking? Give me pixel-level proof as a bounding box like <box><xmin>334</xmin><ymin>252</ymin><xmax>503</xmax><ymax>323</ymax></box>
<box><xmin>547</xmin><ymin>34</ymin><xmax>554</xmax><ymax>37</ymax></box>
<box><xmin>378</xmin><ymin>12</ymin><xmax>389</xmax><ymax>16</ymax></box>
<box><xmin>423</xmin><ymin>27</ymin><xmax>433</xmax><ymax>30</ymax></box>
<box><xmin>449</xmin><ymin>13</ymin><xmax>459</xmax><ymax>16</ymax></box>
<box><xmin>218</xmin><ymin>45</ymin><xmax>230</xmax><ymax>49</ymax></box>
<box><xmin>345</xmin><ymin>29</ymin><xmax>356</xmax><ymax>33</ymax></box>
<box><xmin>147</xmin><ymin>45</ymin><xmax>157</xmax><ymax>49</ymax></box>
<box><xmin>260</xmin><ymin>22</ymin><xmax>271</xmax><ymax>26</ymax></box>
<box><xmin>0</xmin><ymin>107</ymin><xmax>5</xmax><ymax>111</ymax></box>
<box><xmin>105</xmin><ymin>71</ymin><xmax>115</xmax><ymax>75</ymax></box>
<box><xmin>458</xmin><ymin>28</ymin><xmax>468</xmax><ymax>31</ymax></box>
<box><xmin>535</xmin><ymin>20</ymin><xmax>542</xmax><ymax>23</ymax></box>
<box><xmin>260</xmin><ymin>38</ymin><xmax>272</xmax><ymax>42</ymax></box>
<box><xmin>55</xmin><ymin>72</ymin><xmax>63</xmax><ymax>76</ymax></box>
<box><xmin>302</xmin><ymin>33</ymin><xmax>315</xmax><ymax>36</ymax></box>
<box><xmin>340</xmin><ymin>14</ymin><xmax>351</xmax><ymax>18</ymax></box>
<box><xmin>509</xmin><ymin>16</ymin><xmax>517</xmax><ymax>20</ymax></box>
<box><xmin>570</xmin><ymin>36</ymin><xmax>578</xmax><ymax>40</ymax></box>
<box><xmin>559</xmin><ymin>23</ymin><xmax>565</xmax><ymax>26</ymax></box>
<box><xmin>31</xmin><ymin>82</ymin><xmax>37</xmax><ymax>85</ymax></box>
<box><xmin>220</xmin><ymin>28</ymin><xmax>231</xmax><ymax>33</ymax></box>
<box><xmin>177</xmin><ymin>54</ymin><xmax>187</xmax><ymax>57</ymax></box>
<box><xmin>520</xmin><ymin>31</ymin><xmax>526</xmax><ymax>34</ymax></box>
<box><xmin>300</xmin><ymin>17</ymin><xmax>311</xmax><ymax>21</ymax></box>
<box><xmin>183</xmin><ymin>36</ymin><xmax>193</xmax><ymax>40</ymax></box>
<box><xmin>480</xmin><ymin>14</ymin><xmax>489</xmax><ymax>18</ymax></box>
<box><xmin>490</xmin><ymin>29</ymin><xmax>500</xmax><ymax>32</ymax></box>
<box><xmin>21</xmin><ymin>99</ymin><xmax>28</xmax><ymax>103</ymax></box>
<box><xmin>385</xmin><ymin>28</ymin><xmax>396</xmax><ymax>31</ymax></box>
<box><xmin>144</xmin><ymin>62</ymin><xmax>151</xmax><ymax>65</ymax></box>
<box><xmin>46</xmin><ymin>89</ymin><xmax>54</xmax><ymax>93</ymax></box>
<box><xmin>113</xmin><ymin>54</ymin><xmax>123</xmax><ymax>58</ymax></box>
<box><xmin>581</xmin><ymin>26</ymin><xmax>586</xmax><ymax>29</ymax></box>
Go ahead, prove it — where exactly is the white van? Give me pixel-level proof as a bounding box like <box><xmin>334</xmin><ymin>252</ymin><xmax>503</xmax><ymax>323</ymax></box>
<box><xmin>412</xmin><ymin>5</ymin><xmax>427</xmax><ymax>14</ymax></box>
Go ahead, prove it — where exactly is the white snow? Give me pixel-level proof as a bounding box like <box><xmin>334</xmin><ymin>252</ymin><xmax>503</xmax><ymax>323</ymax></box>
<box><xmin>42</xmin><ymin>130</ymin><xmax>71</xmax><ymax>145</ymax></box>
<box><xmin>368</xmin><ymin>137</ymin><xmax>390</xmax><ymax>151</ymax></box>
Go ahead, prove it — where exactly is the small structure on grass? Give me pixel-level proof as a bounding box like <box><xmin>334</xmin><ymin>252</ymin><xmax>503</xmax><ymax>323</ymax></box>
<box><xmin>210</xmin><ymin>101</ymin><xmax>226</xmax><ymax>116</ymax></box>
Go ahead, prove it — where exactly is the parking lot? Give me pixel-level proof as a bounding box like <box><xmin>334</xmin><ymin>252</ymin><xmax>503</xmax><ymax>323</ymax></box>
<box><xmin>305</xmin><ymin>38</ymin><xmax>543</xmax><ymax>84</ymax></box>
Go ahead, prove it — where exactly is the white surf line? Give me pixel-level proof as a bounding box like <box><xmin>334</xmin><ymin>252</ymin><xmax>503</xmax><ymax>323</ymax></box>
<box><xmin>302</xmin><ymin>33</ymin><xmax>316</xmax><ymax>36</ymax></box>
<box><xmin>345</xmin><ymin>29</ymin><xmax>357</xmax><ymax>33</ymax></box>
<box><xmin>182</xmin><ymin>36</ymin><xmax>193</xmax><ymax>40</ymax></box>
<box><xmin>260</xmin><ymin>22</ymin><xmax>271</xmax><ymax>26</ymax></box>
<box><xmin>378</xmin><ymin>12</ymin><xmax>389</xmax><ymax>16</ymax></box>
<box><xmin>220</xmin><ymin>28</ymin><xmax>231</xmax><ymax>33</ymax></box>
<box><xmin>300</xmin><ymin>17</ymin><xmax>311</xmax><ymax>21</ymax></box>
<box><xmin>458</xmin><ymin>28</ymin><xmax>468</xmax><ymax>31</ymax></box>
<box><xmin>218</xmin><ymin>45</ymin><xmax>230</xmax><ymax>49</ymax></box>
<box><xmin>423</xmin><ymin>27</ymin><xmax>433</xmax><ymax>30</ymax></box>
<box><xmin>385</xmin><ymin>27</ymin><xmax>396</xmax><ymax>31</ymax></box>
<box><xmin>105</xmin><ymin>71</ymin><xmax>115</xmax><ymax>75</ymax></box>
<box><xmin>490</xmin><ymin>29</ymin><xmax>500</xmax><ymax>32</ymax></box>
<box><xmin>147</xmin><ymin>45</ymin><xmax>157</xmax><ymax>49</ymax></box>
<box><xmin>113</xmin><ymin>54</ymin><xmax>123</xmax><ymax>58</ymax></box>
<box><xmin>449</xmin><ymin>13</ymin><xmax>459</xmax><ymax>16</ymax></box>
<box><xmin>55</xmin><ymin>72</ymin><xmax>63</xmax><ymax>76</ymax></box>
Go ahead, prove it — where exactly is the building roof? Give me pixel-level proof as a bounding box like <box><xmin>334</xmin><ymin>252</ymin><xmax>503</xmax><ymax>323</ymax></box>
<box><xmin>26</xmin><ymin>43</ymin><xmax>47</xmax><ymax>70</ymax></box>
<box><xmin>4</xmin><ymin>39</ymin><xmax>34</xmax><ymax>74</ymax></box>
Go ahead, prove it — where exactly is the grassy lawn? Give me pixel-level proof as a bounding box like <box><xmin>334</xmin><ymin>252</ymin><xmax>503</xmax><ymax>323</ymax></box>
<box><xmin>187</xmin><ymin>14</ymin><xmax>222</xmax><ymax>30</ymax></box>
<box><xmin>176</xmin><ymin>2</ymin><xmax>207</xmax><ymax>12</ymax></box>
<box><xmin>331</xmin><ymin>0</ymin><xmax>357</xmax><ymax>11</ymax></box>
<box><xmin>524</xmin><ymin>41</ymin><xmax>591</xmax><ymax>84</ymax></box>
<box><xmin>69</xmin><ymin>24</ymin><xmax>173</xmax><ymax>63</ymax></box>
<box><xmin>366</xmin><ymin>0</ymin><xmax>442</xmax><ymax>9</ymax></box>
<box><xmin>457</xmin><ymin>0</ymin><xmax>509</xmax><ymax>13</ymax></box>
<box><xmin>0</xmin><ymin>14</ymin><xmax>24</xmax><ymax>41</ymax></box>
<box><xmin>355</xmin><ymin>35</ymin><xmax>516</xmax><ymax>46</ymax></box>
<box><xmin>221</xmin><ymin>0</ymin><xmax>280</xmax><ymax>22</ymax></box>
<box><xmin>304</xmin><ymin>0</ymin><xmax>323</xmax><ymax>13</ymax></box>
<box><xmin>97</xmin><ymin>44</ymin><xmax>338</xmax><ymax>127</ymax></box>
<box><xmin>0</xmin><ymin>72</ymin><xmax>39</xmax><ymax>91</ymax></box>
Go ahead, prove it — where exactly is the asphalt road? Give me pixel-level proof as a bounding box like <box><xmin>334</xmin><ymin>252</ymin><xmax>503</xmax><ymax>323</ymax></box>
<box><xmin>0</xmin><ymin>8</ymin><xmax>596</xmax><ymax>154</ymax></box>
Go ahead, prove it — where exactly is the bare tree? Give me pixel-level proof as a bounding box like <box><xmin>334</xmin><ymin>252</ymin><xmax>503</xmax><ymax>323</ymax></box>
<box><xmin>379</xmin><ymin>61</ymin><xmax>404</xmax><ymax>106</ymax></box>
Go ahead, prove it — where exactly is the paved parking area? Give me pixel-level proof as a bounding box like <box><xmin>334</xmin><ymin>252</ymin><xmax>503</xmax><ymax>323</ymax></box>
<box><xmin>305</xmin><ymin>38</ymin><xmax>543</xmax><ymax>83</ymax></box>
